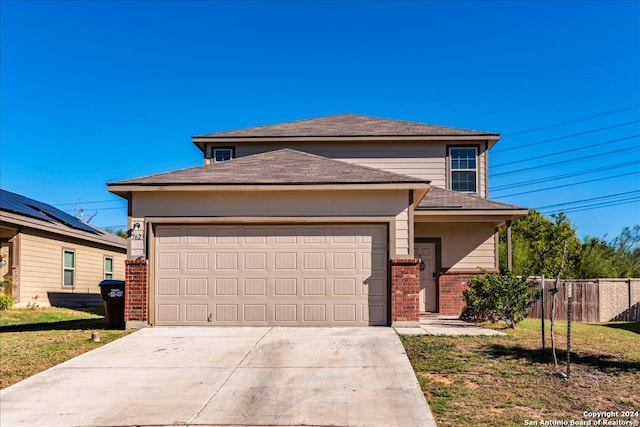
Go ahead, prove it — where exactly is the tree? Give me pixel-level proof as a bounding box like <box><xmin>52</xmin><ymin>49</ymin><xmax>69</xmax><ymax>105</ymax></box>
<box><xmin>501</xmin><ymin>209</ymin><xmax>581</xmax><ymax>278</ymax></box>
<box><xmin>611</xmin><ymin>225</ymin><xmax>640</xmax><ymax>277</ymax></box>
<box><xmin>575</xmin><ymin>237</ymin><xmax>617</xmax><ymax>278</ymax></box>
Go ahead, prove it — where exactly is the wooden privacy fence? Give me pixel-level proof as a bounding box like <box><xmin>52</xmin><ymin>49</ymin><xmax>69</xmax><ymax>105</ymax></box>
<box><xmin>527</xmin><ymin>278</ymin><xmax>640</xmax><ymax>322</ymax></box>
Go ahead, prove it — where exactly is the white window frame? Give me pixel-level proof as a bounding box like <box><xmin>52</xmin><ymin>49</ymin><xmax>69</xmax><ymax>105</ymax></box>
<box><xmin>104</xmin><ymin>256</ymin><xmax>114</xmax><ymax>280</ymax></box>
<box><xmin>213</xmin><ymin>148</ymin><xmax>233</xmax><ymax>163</ymax></box>
<box><xmin>448</xmin><ymin>146</ymin><xmax>478</xmax><ymax>193</ymax></box>
<box><xmin>62</xmin><ymin>249</ymin><xmax>75</xmax><ymax>287</ymax></box>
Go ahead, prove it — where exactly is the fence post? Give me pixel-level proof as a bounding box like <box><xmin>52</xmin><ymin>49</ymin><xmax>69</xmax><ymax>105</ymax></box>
<box><xmin>541</xmin><ymin>274</ymin><xmax>545</xmax><ymax>361</ymax></box>
<box><xmin>567</xmin><ymin>281</ymin><xmax>572</xmax><ymax>380</ymax></box>
<box><xmin>629</xmin><ymin>279</ymin><xmax>633</xmax><ymax>322</ymax></box>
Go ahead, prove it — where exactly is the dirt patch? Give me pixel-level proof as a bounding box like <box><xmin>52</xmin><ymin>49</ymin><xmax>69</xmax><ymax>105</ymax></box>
<box><xmin>419</xmin><ymin>372</ymin><xmax>453</xmax><ymax>385</ymax></box>
<box><xmin>401</xmin><ymin>319</ymin><xmax>640</xmax><ymax>427</ymax></box>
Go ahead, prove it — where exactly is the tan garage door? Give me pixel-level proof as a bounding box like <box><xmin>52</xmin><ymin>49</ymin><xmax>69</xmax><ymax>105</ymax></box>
<box><xmin>153</xmin><ymin>224</ymin><xmax>388</xmax><ymax>326</ymax></box>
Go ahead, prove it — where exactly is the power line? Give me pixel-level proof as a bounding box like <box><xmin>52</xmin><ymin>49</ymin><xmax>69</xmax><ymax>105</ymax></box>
<box><xmin>541</xmin><ymin>197</ymin><xmax>640</xmax><ymax>215</ymax></box>
<box><xmin>490</xmin><ymin>145</ymin><xmax>640</xmax><ymax>178</ymax></box>
<box><xmin>56</xmin><ymin>199</ymin><xmax>122</xmax><ymax>207</ymax></box>
<box><xmin>62</xmin><ymin>206</ymin><xmax>125</xmax><ymax>214</ymax></box>
<box><xmin>491</xmin><ymin>160</ymin><xmax>640</xmax><ymax>192</ymax></box>
<box><xmin>494</xmin><ymin>120</ymin><xmax>640</xmax><ymax>154</ymax></box>
<box><xmin>536</xmin><ymin>190</ymin><xmax>640</xmax><ymax>210</ymax></box>
<box><xmin>492</xmin><ymin>134</ymin><xmax>640</xmax><ymax>168</ymax></box>
<box><xmin>496</xmin><ymin>171</ymin><xmax>640</xmax><ymax>198</ymax></box>
<box><xmin>501</xmin><ymin>105</ymin><xmax>640</xmax><ymax>138</ymax></box>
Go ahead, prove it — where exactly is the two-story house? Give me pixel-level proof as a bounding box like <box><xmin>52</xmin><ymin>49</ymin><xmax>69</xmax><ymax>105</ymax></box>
<box><xmin>108</xmin><ymin>114</ymin><xmax>526</xmax><ymax>328</ymax></box>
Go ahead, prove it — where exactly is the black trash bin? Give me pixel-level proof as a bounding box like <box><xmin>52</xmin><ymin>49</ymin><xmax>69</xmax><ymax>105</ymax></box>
<box><xmin>99</xmin><ymin>279</ymin><xmax>125</xmax><ymax>328</ymax></box>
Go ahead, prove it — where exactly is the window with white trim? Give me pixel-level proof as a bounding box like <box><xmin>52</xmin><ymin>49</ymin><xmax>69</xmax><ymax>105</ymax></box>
<box><xmin>104</xmin><ymin>257</ymin><xmax>114</xmax><ymax>280</ymax></box>
<box><xmin>449</xmin><ymin>147</ymin><xmax>477</xmax><ymax>193</ymax></box>
<box><xmin>63</xmin><ymin>250</ymin><xmax>75</xmax><ymax>287</ymax></box>
<box><xmin>213</xmin><ymin>148</ymin><xmax>233</xmax><ymax>162</ymax></box>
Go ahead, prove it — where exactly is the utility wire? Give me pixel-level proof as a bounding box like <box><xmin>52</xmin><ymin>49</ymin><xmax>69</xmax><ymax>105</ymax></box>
<box><xmin>494</xmin><ymin>120</ymin><xmax>640</xmax><ymax>154</ymax></box>
<box><xmin>490</xmin><ymin>145</ymin><xmax>640</xmax><ymax>178</ymax></box>
<box><xmin>56</xmin><ymin>199</ymin><xmax>122</xmax><ymax>206</ymax></box>
<box><xmin>536</xmin><ymin>190</ymin><xmax>640</xmax><ymax>210</ymax></box>
<box><xmin>501</xmin><ymin>105</ymin><xmax>640</xmax><ymax>138</ymax></box>
<box><xmin>492</xmin><ymin>134</ymin><xmax>640</xmax><ymax>168</ymax></box>
<box><xmin>491</xmin><ymin>160</ymin><xmax>640</xmax><ymax>192</ymax></box>
<box><xmin>541</xmin><ymin>197</ymin><xmax>640</xmax><ymax>215</ymax></box>
<box><xmin>496</xmin><ymin>171</ymin><xmax>640</xmax><ymax>198</ymax></box>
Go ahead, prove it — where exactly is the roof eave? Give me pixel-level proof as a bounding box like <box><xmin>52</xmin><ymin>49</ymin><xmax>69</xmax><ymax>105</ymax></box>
<box><xmin>108</xmin><ymin>182</ymin><xmax>430</xmax><ymax>197</ymax></box>
<box><xmin>191</xmin><ymin>134</ymin><xmax>501</xmax><ymax>152</ymax></box>
<box><xmin>0</xmin><ymin>212</ymin><xmax>127</xmax><ymax>250</ymax></box>
<box><xmin>414</xmin><ymin>209</ymin><xmax>528</xmax><ymax>224</ymax></box>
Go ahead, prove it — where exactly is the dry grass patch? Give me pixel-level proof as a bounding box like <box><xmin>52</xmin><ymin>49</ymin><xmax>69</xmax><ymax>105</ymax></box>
<box><xmin>1</xmin><ymin>307</ymin><xmax>132</xmax><ymax>389</ymax></box>
<box><xmin>401</xmin><ymin>319</ymin><xmax>640</xmax><ymax>427</ymax></box>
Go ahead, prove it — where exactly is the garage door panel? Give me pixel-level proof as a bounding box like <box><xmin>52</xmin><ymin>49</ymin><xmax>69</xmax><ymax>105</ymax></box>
<box><xmin>334</xmin><ymin>305</ymin><xmax>356</xmax><ymax>322</ymax></box>
<box><xmin>185</xmin><ymin>278</ymin><xmax>208</xmax><ymax>296</ymax></box>
<box><xmin>243</xmin><ymin>278</ymin><xmax>267</xmax><ymax>296</ymax></box>
<box><xmin>215</xmin><ymin>278</ymin><xmax>238</xmax><ymax>296</ymax></box>
<box><xmin>185</xmin><ymin>304</ymin><xmax>208</xmax><ymax>322</ymax></box>
<box><xmin>274</xmin><ymin>304</ymin><xmax>297</xmax><ymax>322</ymax></box>
<box><xmin>216</xmin><ymin>305</ymin><xmax>238</xmax><ymax>322</ymax></box>
<box><xmin>155</xmin><ymin>224</ymin><xmax>388</xmax><ymax>326</ymax></box>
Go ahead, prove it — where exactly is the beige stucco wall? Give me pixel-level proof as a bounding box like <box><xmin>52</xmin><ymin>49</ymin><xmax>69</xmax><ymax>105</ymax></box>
<box><xmin>16</xmin><ymin>232</ymin><xmax>126</xmax><ymax>306</ymax></box>
<box><xmin>130</xmin><ymin>189</ymin><xmax>412</xmax><ymax>257</ymax></box>
<box><xmin>414</xmin><ymin>222</ymin><xmax>497</xmax><ymax>271</ymax></box>
<box><xmin>598</xmin><ymin>279</ymin><xmax>640</xmax><ymax>321</ymax></box>
<box><xmin>208</xmin><ymin>141</ymin><xmax>488</xmax><ymax>197</ymax></box>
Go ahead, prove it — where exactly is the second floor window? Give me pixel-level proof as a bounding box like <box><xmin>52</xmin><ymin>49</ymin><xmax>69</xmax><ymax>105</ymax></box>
<box><xmin>214</xmin><ymin>148</ymin><xmax>233</xmax><ymax>162</ymax></box>
<box><xmin>450</xmin><ymin>147</ymin><xmax>477</xmax><ymax>193</ymax></box>
<box><xmin>104</xmin><ymin>257</ymin><xmax>113</xmax><ymax>280</ymax></box>
<box><xmin>63</xmin><ymin>250</ymin><xmax>75</xmax><ymax>287</ymax></box>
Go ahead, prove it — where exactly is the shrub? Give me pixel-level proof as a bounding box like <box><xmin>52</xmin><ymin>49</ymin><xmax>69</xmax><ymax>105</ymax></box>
<box><xmin>0</xmin><ymin>294</ymin><xmax>14</xmax><ymax>310</ymax></box>
<box><xmin>460</xmin><ymin>270</ymin><xmax>541</xmax><ymax>328</ymax></box>
<box><xmin>1</xmin><ymin>276</ymin><xmax>13</xmax><ymax>295</ymax></box>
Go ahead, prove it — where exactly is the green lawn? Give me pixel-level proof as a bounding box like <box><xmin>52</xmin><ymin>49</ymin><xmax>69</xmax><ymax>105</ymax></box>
<box><xmin>0</xmin><ymin>306</ymin><xmax>132</xmax><ymax>389</ymax></box>
<box><xmin>401</xmin><ymin>319</ymin><xmax>640</xmax><ymax>427</ymax></box>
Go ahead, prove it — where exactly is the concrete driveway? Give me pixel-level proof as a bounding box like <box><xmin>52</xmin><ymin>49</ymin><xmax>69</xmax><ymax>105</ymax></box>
<box><xmin>0</xmin><ymin>327</ymin><xmax>435</xmax><ymax>427</ymax></box>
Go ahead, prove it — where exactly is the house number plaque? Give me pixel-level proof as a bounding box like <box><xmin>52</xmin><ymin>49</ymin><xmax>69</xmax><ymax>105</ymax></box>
<box><xmin>129</xmin><ymin>218</ymin><xmax>145</xmax><ymax>257</ymax></box>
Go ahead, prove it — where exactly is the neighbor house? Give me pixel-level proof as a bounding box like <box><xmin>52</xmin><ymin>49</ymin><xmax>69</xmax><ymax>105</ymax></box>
<box><xmin>0</xmin><ymin>189</ymin><xmax>127</xmax><ymax>307</ymax></box>
<box><xmin>108</xmin><ymin>114</ymin><xmax>526</xmax><ymax>328</ymax></box>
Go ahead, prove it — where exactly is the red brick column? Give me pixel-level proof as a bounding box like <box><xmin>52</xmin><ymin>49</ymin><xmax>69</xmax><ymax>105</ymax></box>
<box><xmin>390</xmin><ymin>258</ymin><xmax>420</xmax><ymax>327</ymax></box>
<box><xmin>439</xmin><ymin>271</ymin><xmax>485</xmax><ymax>316</ymax></box>
<box><xmin>125</xmin><ymin>259</ymin><xmax>148</xmax><ymax>328</ymax></box>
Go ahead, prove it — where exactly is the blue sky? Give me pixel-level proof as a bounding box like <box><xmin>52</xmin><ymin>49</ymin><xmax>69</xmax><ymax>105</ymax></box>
<box><xmin>1</xmin><ymin>0</ymin><xmax>638</xmax><ymax>241</ymax></box>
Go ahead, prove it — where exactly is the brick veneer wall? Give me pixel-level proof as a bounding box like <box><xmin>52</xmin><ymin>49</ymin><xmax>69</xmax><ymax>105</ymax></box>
<box><xmin>124</xmin><ymin>259</ymin><xmax>148</xmax><ymax>327</ymax></box>
<box><xmin>439</xmin><ymin>271</ymin><xmax>484</xmax><ymax>316</ymax></box>
<box><xmin>390</xmin><ymin>258</ymin><xmax>420</xmax><ymax>326</ymax></box>
<box><xmin>11</xmin><ymin>266</ymin><xmax>19</xmax><ymax>301</ymax></box>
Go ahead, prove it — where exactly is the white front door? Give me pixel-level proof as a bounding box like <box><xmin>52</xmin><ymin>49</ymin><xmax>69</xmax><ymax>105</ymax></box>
<box><xmin>415</xmin><ymin>242</ymin><xmax>437</xmax><ymax>312</ymax></box>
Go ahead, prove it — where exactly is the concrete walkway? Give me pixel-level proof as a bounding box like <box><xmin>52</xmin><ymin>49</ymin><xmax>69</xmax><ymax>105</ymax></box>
<box><xmin>395</xmin><ymin>316</ymin><xmax>507</xmax><ymax>336</ymax></box>
<box><xmin>1</xmin><ymin>327</ymin><xmax>435</xmax><ymax>427</ymax></box>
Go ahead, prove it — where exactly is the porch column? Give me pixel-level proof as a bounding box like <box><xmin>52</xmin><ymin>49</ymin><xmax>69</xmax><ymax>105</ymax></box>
<box><xmin>506</xmin><ymin>220</ymin><xmax>513</xmax><ymax>271</ymax></box>
<box><xmin>124</xmin><ymin>259</ymin><xmax>148</xmax><ymax>329</ymax></box>
<box><xmin>390</xmin><ymin>258</ymin><xmax>420</xmax><ymax>327</ymax></box>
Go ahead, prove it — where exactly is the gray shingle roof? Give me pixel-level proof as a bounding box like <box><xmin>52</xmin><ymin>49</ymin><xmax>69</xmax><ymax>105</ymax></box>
<box><xmin>110</xmin><ymin>149</ymin><xmax>430</xmax><ymax>186</ymax></box>
<box><xmin>195</xmin><ymin>114</ymin><xmax>498</xmax><ymax>138</ymax></box>
<box><xmin>418</xmin><ymin>187</ymin><xmax>525</xmax><ymax>210</ymax></box>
